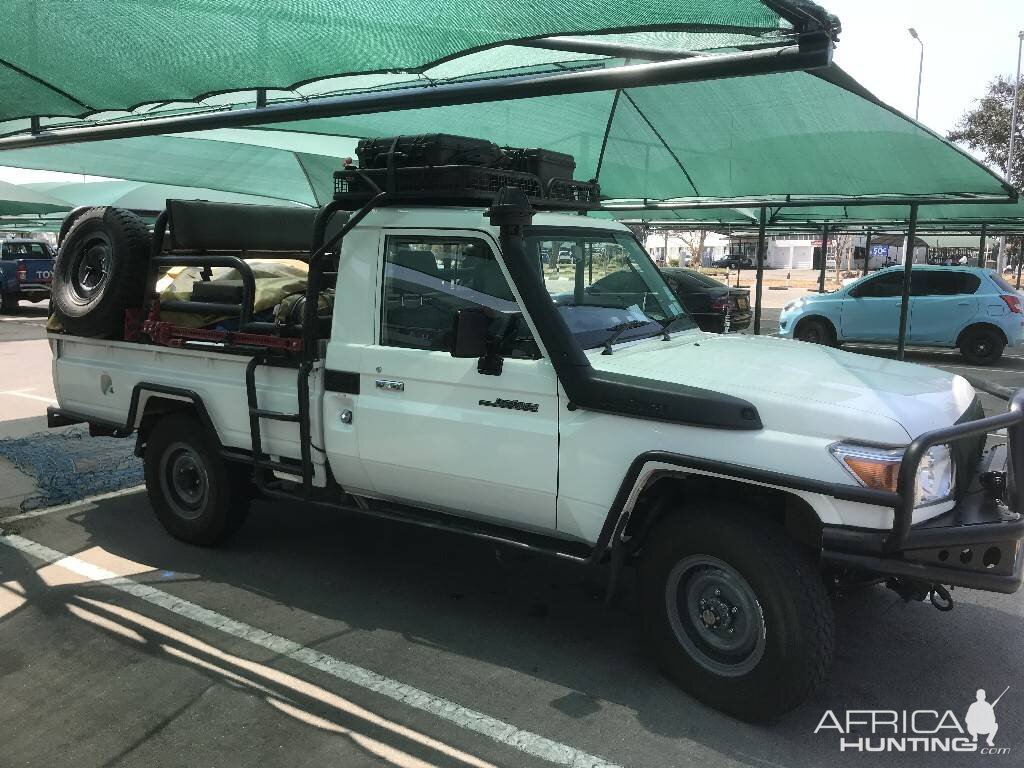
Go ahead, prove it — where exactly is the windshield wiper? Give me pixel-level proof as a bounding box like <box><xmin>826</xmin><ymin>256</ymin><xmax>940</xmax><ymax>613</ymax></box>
<box><xmin>600</xmin><ymin>320</ymin><xmax>653</xmax><ymax>355</ymax></box>
<box><xmin>658</xmin><ymin>313</ymin><xmax>690</xmax><ymax>340</ymax></box>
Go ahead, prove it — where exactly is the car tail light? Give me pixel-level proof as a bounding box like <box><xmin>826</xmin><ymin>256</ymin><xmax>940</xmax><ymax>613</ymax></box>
<box><xmin>711</xmin><ymin>296</ymin><xmax>729</xmax><ymax>312</ymax></box>
<box><xmin>15</xmin><ymin>260</ymin><xmax>26</xmax><ymax>282</ymax></box>
<box><xmin>1000</xmin><ymin>294</ymin><xmax>1023</xmax><ymax>314</ymax></box>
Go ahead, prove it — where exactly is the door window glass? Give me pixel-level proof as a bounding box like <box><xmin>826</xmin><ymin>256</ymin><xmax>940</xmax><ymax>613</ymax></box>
<box><xmin>380</xmin><ymin>236</ymin><xmax>538</xmax><ymax>358</ymax></box>
<box><xmin>851</xmin><ymin>271</ymin><xmax>903</xmax><ymax>298</ymax></box>
<box><xmin>929</xmin><ymin>271</ymin><xmax>980</xmax><ymax>295</ymax></box>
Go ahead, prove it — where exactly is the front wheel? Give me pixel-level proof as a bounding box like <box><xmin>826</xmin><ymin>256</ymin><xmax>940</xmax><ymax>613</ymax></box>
<box><xmin>959</xmin><ymin>327</ymin><xmax>1004</xmax><ymax>365</ymax></box>
<box><xmin>144</xmin><ymin>414</ymin><xmax>251</xmax><ymax>546</ymax></box>
<box><xmin>639</xmin><ymin>507</ymin><xmax>834</xmax><ymax>721</ymax></box>
<box><xmin>795</xmin><ymin>317</ymin><xmax>834</xmax><ymax>346</ymax></box>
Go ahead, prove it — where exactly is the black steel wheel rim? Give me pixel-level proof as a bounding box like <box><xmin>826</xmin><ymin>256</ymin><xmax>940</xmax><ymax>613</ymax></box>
<box><xmin>665</xmin><ymin>555</ymin><xmax>767</xmax><ymax>677</ymax></box>
<box><xmin>971</xmin><ymin>337</ymin><xmax>992</xmax><ymax>357</ymax></box>
<box><xmin>800</xmin><ymin>325</ymin><xmax>822</xmax><ymax>343</ymax></box>
<box><xmin>71</xmin><ymin>234</ymin><xmax>112</xmax><ymax>299</ymax></box>
<box><xmin>159</xmin><ymin>442</ymin><xmax>210</xmax><ymax>520</ymax></box>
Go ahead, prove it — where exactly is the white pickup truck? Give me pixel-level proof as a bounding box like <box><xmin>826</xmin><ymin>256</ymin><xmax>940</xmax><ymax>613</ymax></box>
<box><xmin>46</xmin><ymin>151</ymin><xmax>1024</xmax><ymax>722</ymax></box>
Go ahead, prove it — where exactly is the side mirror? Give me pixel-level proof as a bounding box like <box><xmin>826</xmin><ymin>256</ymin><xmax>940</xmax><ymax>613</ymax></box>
<box><xmin>451</xmin><ymin>308</ymin><xmax>490</xmax><ymax>359</ymax></box>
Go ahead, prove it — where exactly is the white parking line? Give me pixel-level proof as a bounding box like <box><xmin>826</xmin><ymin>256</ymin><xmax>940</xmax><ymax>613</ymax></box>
<box><xmin>0</xmin><ymin>532</ymin><xmax>622</xmax><ymax>768</ymax></box>
<box><xmin>0</xmin><ymin>388</ymin><xmax>57</xmax><ymax>404</ymax></box>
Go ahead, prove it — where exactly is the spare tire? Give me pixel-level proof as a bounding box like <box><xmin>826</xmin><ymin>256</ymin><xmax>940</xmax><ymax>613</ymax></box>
<box><xmin>52</xmin><ymin>207</ymin><xmax>150</xmax><ymax>338</ymax></box>
<box><xmin>56</xmin><ymin>205</ymin><xmax>93</xmax><ymax>248</ymax></box>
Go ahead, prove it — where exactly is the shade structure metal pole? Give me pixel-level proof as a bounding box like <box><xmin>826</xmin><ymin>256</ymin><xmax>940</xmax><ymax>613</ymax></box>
<box><xmin>754</xmin><ymin>205</ymin><xmax>767</xmax><ymax>335</ymax></box>
<box><xmin>897</xmin><ymin>204</ymin><xmax>919</xmax><ymax>361</ymax></box>
<box><xmin>0</xmin><ymin>42</ymin><xmax>833</xmax><ymax>151</ymax></box>
<box><xmin>818</xmin><ymin>223</ymin><xmax>829</xmax><ymax>293</ymax></box>
<box><xmin>863</xmin><ymin>228</ymin><xmax>872</xmax><ymax>276</ymax></box>
<box><xmin>979</xmin><ymin>223</ymin><xmax>988</xmax><ymax>268</ymax></box>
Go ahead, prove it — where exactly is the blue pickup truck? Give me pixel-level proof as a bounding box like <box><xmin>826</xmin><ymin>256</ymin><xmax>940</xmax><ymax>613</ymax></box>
<box><xmin>0</xmin><ymin>238</ymin><xmax>56</xmax><ymax>313</ymax></box>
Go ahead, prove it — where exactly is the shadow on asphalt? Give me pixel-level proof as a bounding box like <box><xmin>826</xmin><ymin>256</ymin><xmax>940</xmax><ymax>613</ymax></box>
<box><xmin>11</xmin><ymin>492</ymin><xmax>1019</xmax><ymax>767</ymax></box>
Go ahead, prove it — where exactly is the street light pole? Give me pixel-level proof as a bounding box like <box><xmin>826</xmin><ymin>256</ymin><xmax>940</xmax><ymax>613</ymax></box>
<box><xmin>998</xmin><ymin>31</ymin><xmax>1023</xmax><ymax>274</ymax></box>
<box><xmin>1008</xmin><ymin>31</ymin><xmax>1023</xmax><ymax>185</ymax></box>
<box><xmin>908</xmin><ymin>28</ymin><xmax>924</xmax><ymax>121</ymax></box>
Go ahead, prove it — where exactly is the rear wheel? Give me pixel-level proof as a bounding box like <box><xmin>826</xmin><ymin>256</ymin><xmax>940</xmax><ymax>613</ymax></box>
<box><xmin>795</xmin><ymin>317</ymin><xmax>834</xmax><ymax>346</ymax></box>
<box><xmin>144</xmin><ymin>414</ymin><xmax>251</xmax><ymax>546</ymax></box>
<box><xmin>639</xmin><ymin>507</ymin><xmax>834</xmax><ymax>721</ymax></box>
<box><xmin>959</xmin><ymin>327</ymin><xmax>1004</xmax><ymax>365</ymax></box>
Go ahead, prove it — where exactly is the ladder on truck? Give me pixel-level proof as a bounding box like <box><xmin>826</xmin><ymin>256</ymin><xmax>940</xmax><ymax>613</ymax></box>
<box><xmin>244</xmin><ymin>355</ymin><xmax>315</xmax><ymax>497</ymax></box>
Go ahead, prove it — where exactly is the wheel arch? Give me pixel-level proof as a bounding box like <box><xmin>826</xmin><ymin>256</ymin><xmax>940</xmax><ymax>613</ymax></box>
<box><xmin>623</xmin><ymin>470</ymin><xmax>825</xmax><ymax>555</ymax></box>
<box><xmin>956</xmin><ymin>321</ymin><xmax>1008</xmax><ymax>348</ymax></box>
<box><xmin>127</xmin><ymin>384</ymin><xmax>222</xmax><ymax>457</ymax></box>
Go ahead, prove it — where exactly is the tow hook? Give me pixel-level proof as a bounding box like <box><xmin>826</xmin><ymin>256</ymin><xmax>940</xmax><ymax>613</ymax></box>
<box><xmin>980</xmin><ymin>471</ymin><xmax>1008</xmax><ymax>502</ymax></box>
<box><xmin>885</xmin><ymin>577</ymin><xmax>955</xmax><ymax>611</ymax></box>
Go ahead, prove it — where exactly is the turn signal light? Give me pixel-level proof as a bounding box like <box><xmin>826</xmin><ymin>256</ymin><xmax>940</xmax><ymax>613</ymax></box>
<box><xmin>841</xmin><ymin>456</ymin><xmax>901</xmax><ymax>493</ymax></box>
<box><xmin>1000</xmin><ymin>295</ymin><xmax>1022</xmax><ymax>314</ymax></box>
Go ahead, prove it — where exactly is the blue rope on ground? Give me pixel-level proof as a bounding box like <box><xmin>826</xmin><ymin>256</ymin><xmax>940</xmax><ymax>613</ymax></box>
<box><xmin>0</xmin><ymin>428</ymin><xmax>142</xmax><ymax>510</ymax></box>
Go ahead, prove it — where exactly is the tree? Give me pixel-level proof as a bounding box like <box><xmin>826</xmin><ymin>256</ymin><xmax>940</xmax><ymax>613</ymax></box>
<box><xmin>676</xmin><ymin>229</ymin><xmax>709</xmax><ymax>267</ymax></box>
<box><xmin>948</xmin><ymin>75</ymin><xmax>1023</xmax><ymax>188</ymax></box>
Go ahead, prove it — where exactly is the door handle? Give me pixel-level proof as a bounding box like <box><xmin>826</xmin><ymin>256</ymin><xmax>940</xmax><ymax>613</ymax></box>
<box><xmin>375</xmin><ymin>379</ymin><xmax>405</xmax><ymax>392</ymax></box>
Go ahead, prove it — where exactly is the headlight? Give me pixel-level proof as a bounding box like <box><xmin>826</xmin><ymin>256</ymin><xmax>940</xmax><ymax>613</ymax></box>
<box><xmin>914</xmin><ymin>444</ymin><xmax>956</xmax><ymax>506</ymax></box>
<box><xmin>782</xmin><ymin>298</ymin><xmax>806</xmax><ymax>312</ymax></box>
<box><xmin>830</xmin><ymin>443</ymin><xmax>955</xmax><ymax>507</ymax></box>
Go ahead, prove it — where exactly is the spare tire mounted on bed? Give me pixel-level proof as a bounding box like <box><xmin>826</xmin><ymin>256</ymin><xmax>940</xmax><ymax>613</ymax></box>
<box><xmin>52</xmin><ymin>207</ymin><xmax>150</xmax><ymax>339</ymax></box>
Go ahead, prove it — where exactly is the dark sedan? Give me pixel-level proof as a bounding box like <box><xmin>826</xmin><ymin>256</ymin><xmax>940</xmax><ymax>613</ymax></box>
<box><xmin>711</xmin><ymin>254</ymin><xmax>754</xmax><ymax>269</ymax></box>
<box><xmin>660</xmin><ymin>267</ymin><xmax>751</xmax><ymax>332</ymax></box>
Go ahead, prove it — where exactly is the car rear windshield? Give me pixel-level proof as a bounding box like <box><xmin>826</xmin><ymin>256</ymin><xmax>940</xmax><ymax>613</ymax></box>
<box><xmin>673</xmin><ymin>270</ymin><xmax>728</xmax><ymax>291</ymax></box>
<box><xmin>990</xmin><ymin>272</ymin><xmax>1020</xmax><ymax>293</ymax></box>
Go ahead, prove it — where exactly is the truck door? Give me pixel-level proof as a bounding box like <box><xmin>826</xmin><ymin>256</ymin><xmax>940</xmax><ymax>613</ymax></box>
<box><xmin>351</xmin><ymin>231</ymin><xmax>559</xmax><ymax>530</ymax></box>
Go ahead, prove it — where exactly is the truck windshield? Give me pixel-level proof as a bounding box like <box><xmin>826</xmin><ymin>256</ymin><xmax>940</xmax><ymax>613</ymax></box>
<box><xmin>524</xmin><ymin>226</ymin><xmax>695</xmax><ymax>351</ymax></box>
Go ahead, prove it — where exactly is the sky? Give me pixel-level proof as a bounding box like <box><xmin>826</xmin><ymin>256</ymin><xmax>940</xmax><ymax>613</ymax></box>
<box><xmin>828</xmin><ymin>0</ymin><xmax>1023</xmax><ymax>135</ymax></box>
<box><xmin>1</xmin><ymin>1</ymin><xmax>1022</xmax><ymax>186</ymax></box>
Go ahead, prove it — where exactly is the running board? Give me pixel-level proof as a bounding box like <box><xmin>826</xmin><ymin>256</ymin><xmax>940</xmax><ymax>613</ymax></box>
<box><xmin>263</xmin><ymin>481</ymin><xmax>593</xmax><ymax>563</ymax></box>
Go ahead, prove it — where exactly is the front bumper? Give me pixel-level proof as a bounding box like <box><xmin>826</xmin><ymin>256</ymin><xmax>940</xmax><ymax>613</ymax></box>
<box><xmin>821</xmin><ymin>386</ymin><xmax>1024</xmax><ymax>594</ymax></box>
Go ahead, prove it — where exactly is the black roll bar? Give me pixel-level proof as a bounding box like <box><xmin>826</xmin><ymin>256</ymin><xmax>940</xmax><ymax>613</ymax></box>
<box><xmin>150</xmin><ymin>254</ymin><xmax>257</xmax><ymax>327</ymax></box>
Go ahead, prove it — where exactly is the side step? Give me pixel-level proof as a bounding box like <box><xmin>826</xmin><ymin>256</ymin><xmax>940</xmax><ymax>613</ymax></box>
<box><xmin>255</xmin><ymin>480</ymin><xmax>595</xmax><ymax>563</ymax></box>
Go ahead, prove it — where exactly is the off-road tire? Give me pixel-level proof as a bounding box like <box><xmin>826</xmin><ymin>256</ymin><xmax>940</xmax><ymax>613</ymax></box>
<box><xmin>959</xmin><ymin>326</ymin><xmax>1004</xmax><ymax>366</ymax></box>
<box><xmin>52</xmin><ymin>207</ymin><xmax>150</xmax><ymax>338</ymax></box>
<box><xmin>795</xmin><ymin>317</ymin><xmax>835</xmax><ymax>346</ymax></box>
<box><xmin>639</xmin><ymin>506</ymin><xmax>834</xmax><ymax>721</ymax></box>
<box><xmin>144</xmin><ymin>414</ymin><xmax>251</xmax><ymax>546</ymax></box>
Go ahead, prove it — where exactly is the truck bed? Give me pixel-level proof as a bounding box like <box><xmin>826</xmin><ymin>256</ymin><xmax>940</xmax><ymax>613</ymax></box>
<box><xmin>50</xmin><ymin>334</ymin><xmax>325</xmax><ymax>477</ymax></box>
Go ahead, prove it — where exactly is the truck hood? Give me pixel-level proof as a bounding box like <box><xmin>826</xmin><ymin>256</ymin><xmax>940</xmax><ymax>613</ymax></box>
<box><xmin>589</xmin><ymin>332</ymin><xmax>977</xmax><ymax>441</ymax></box>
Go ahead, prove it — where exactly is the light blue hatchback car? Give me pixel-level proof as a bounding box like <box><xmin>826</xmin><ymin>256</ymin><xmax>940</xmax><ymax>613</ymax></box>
<box><xmin>778</xmin><ymin>266</ymin><xmax>1024</xmax><ymax>365</ymax></box>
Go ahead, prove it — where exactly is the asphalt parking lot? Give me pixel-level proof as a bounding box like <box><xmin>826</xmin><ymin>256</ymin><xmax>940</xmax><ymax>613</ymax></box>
<box><xmin>2</xmin><ymin>302</ymin><xmax>1024</xmax><ymax>768</ymax></box>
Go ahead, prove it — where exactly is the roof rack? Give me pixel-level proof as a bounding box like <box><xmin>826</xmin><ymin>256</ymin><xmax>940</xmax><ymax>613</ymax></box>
<box><xmin>332</xmin><ymin>134</ymin><xmax>600</xmax><ymax>210</ymax></box>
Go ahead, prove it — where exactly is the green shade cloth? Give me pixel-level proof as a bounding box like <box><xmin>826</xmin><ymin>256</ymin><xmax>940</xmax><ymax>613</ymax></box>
<box><xmin>0</xmin><ymin>133</ymin><xmax>355</xmax><ymax>205</ymax></box>
<box><xmin>0</xmin><ymin>0</ymin><xmax>820</xmax><ymax>122</ymax></box>
<box><xmin>0</xmin><ymin>61</ymin><xmax>1011</xmax><ymax>209</ymax></box>
<box><xmin>266</xmin><ymin>65</ymin><xmax>1011</xmax><ymax>202</ymax></box>
<box><xmin>23</xmin><ymin>179</ymin><xmax>308</xmax><ymax>210</ymax></box>
<box><xmin>0</xmin><ymin>179</ymin><xmax>69</xmax><ymax>216</ymax></box>
<box><xmin>617</xmin><ymin>200</ymin><xmax>1024</xmax><ymax>233</ymax></box>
